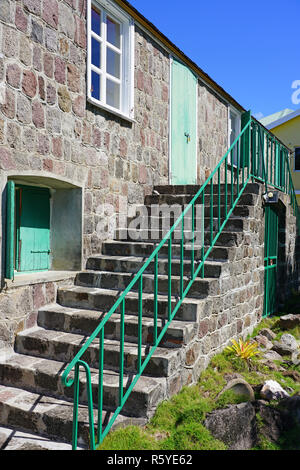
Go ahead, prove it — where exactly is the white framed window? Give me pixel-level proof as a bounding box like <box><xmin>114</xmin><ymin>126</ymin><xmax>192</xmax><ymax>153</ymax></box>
<box><xmin>228</xmin><ymin>107</ymin><xmax>241</xmax><ymax>166</ymax></box>
<box><xmin>87</xmin><ymin>0</ymin><xmax>135</xmax><ymax>121</ymax></box>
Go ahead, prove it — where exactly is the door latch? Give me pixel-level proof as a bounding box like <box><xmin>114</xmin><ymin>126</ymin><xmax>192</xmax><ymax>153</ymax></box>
<box><xmin>184</xmin><ymin>132</ymin><xmax>191</xmax><ymax>143</ymax></box>
<box><xmin>31</xmin><ymin>250</ymin><xmax>51</xmax><ymax>254</ymax></box>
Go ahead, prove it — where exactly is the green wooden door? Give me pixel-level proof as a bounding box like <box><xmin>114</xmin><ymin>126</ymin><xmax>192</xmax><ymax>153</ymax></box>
<box><xmin>263</xmin><ymin>205</ymin><xmax>278</xmax><ymax>317</ymax></box>
<box><xmin>171</xmin><ymin>59</ymin><xmax>197</xmax><ymax>185</ymax></box>
<box><xmin>16</xmin><ymin>186</ymin><xmax>51</xmax><ymax>272</ymax></box>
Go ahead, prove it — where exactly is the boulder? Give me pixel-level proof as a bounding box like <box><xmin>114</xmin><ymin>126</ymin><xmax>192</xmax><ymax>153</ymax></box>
<box><xmin>292</xmin><ymin>350</ymin><xmax>300</xmax><ymax>366</ymax></box>
<box><xmin>278</xmin><ymin>395</ymin><xmax>300</xmax><ymax>428</ymax></box>
<box><xmin>280</xmin><ymin>333</ymin><xmax>298</xmax><ymax>350</ymax></box>
<box><xmin>260</xmin><ymin>380</ymin><xmax>290</xmax><ymax>401</ymax></box>
<box><xmin>262</xmin><ymin>350</ymin><xmax>283</xmax><ymax>362</ymax></box>
<box><xmin>253</xmin><ymin>400</ymin><xmax>284</xmax><ymax>444</ymax></box>
<box><xmin>279</xmin><ymin>314</ymin><xmax>300</xmax><ymax>330</ymax></box>
<box><xmin>255</xmin><ymin>334</ymin><xmax>273</xmax><ymax>350</ymax></box>
<box><xmin>272</xmin><ymin>334</ymin><xmax>298</xmax><ymax>356</ymax></box>
<box><xmin>204</xmin><ymin>402</ymin><xmax>258</xmax><ymax>450</ymax></box>
<box><xmin>259</xmin><ymin>328</ymin><xmax>277</xmax><ymax>341</ymax></box>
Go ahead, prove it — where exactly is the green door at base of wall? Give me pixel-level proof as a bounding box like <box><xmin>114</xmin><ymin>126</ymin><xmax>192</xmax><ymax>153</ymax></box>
<box><xmin>15</xmin><ymin>185</ymin><xmax>51</xmax><ymax>273</ymax></box>
<box><xmin>263</xmin><ymin>204</ymin><xmax>278</xmax><ymax>317</ymax></box>
<box><xmin>171</xmin><ymin>58</ymin><xmax>197</xmax><ymax>185</ymax></box>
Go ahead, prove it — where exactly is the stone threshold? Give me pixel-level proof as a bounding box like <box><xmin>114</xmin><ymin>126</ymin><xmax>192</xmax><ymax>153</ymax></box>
<box><xmin>4</xmin><ymin>271</ymin><xmax>77</xmax><ymax>290</ymax></box>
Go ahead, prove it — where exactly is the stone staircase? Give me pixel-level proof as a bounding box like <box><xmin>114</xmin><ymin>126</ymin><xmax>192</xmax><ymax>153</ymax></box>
<box><xmin>0</xmin><ymin>182</ymin><xmax>262</xmax><ymax>449</ymax></box>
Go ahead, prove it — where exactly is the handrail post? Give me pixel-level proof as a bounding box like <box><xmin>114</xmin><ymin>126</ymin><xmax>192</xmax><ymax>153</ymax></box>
<box><xmin>153</xmin><ymin>253</ymin><xmax>158</xmax><ymax>346</ymax></box>
<box><xmin>97</xmin><ymin>328</ymin><xmax>104</xmax><ymax>445</ymax></box>
<box><xmin>138</xmin><ymin>276</ymin><xmax>143</xmax><ymax>373</ymax></box>
<box><xmin>168</xmin><ymin>237</ymin><xmax>172</xmax><ymax>321</ymax></box>
<box><xmin>119</xmin><ymin>299</ymin><xmax>125</xmax><ymax>406</ymax></box>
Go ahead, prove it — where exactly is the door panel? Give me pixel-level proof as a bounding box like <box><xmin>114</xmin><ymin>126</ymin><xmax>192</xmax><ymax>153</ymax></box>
<box><xmin>16</xmin><ymin>186</ymin><xmax>50</xmax><ymax>272</ymax></box>
<box><xmin>171</xmin><ymin>59</ymin><xmax>197</xmax><ymax>185</ymax></box>
<box><xmin>264</xmin><ymin>205</ymin><xmax>278</xmax><ymax>317</ymax></box>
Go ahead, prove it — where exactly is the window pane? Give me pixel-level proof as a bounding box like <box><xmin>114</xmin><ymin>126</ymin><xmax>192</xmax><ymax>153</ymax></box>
<box><xmin>91</xmin><ymin>7</ymin><xmax>101</xmax><ymax>36</ymax></box>
<box><xmin>295</xmin><ymin>148</ymin><xmax>300</xmax><ymax>171</ymax></box>
<box><xmin>107</xmin><ymin>16</ymin><xmax>120</xmax><ymax>48</ymax></box>
<box><xmin>91</xmin><ymin>37</ymin><xmax>101</xmax><ymax>68</ymax></box>
<box><xmin>107</xmin><ymin>48</ymin><xmax>120</xmax><ymax>79</ymax></box>
<box><xmin>106</xmin><ymin>79</ymin><xmax>120</xmax><ymax>109</ymax></box>
<box><xmin>91</xmin><ymin>71</ymin><xmax>101</xmax><ymax>100</ymax></box>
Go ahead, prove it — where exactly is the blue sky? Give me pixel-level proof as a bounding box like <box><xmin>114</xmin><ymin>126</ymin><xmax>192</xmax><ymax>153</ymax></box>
<box><xmin>129</xmin><ymin>0</ymin><xmax>300</xmax><ymax>120</ymax></box>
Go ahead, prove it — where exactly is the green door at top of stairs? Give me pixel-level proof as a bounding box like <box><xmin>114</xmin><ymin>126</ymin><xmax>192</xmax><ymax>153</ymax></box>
<box><xmin>16</xmin><ymin>185</ymin><xmax>51</xmax><ymax>273</ymax></box>
<box><xmin>171</xmin><ymin>58</ymin><xmax>197</xmax><ymax>185</ymax></box>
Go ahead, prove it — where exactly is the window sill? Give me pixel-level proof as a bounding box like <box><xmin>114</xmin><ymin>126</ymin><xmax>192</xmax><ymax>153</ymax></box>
<box><xmin>87</xmin><ymin>96</ymin><xmax>136</xmax><ymax>123</ymax></box>
<box><xmin>5</xmin><ymin>270</ymin><xmax>76</xmax><ymax>290</ymax></box>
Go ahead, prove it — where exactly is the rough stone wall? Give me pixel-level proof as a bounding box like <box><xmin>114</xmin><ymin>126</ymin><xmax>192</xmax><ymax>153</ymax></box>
<box><xmin>197</xmin><ymin>81</ymin><xmax>229</xmax><ymax>183</ymax></box>
<box><xmin>0</xmin><ymin>276</ymin><xmax>74</xmax><ymax>350</ymax></box>
<box><xmin>0</xmin><ymin>0</ymin><xmax>170</xmax><ymax>268</ymax></box>
<box><xmin>180</xmin><ymin>187</ymin><xmax>265</xmax><ymax>385</ymax></box>
<box><xmin>277</xmin><ymin>195</ymin><xmax>300</xmax><ymax>306</ymax></box>
<box><xmin>0</xmin><ymin>0</ymin><xmax>170</xmax><ymax>349</ymax></box>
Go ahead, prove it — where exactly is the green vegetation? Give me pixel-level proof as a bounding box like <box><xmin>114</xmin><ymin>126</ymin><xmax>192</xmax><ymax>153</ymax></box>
<box><xmin>97</xmin><ymin>314</ymin><xmax>300</xmax><ymax>451</ymax></box>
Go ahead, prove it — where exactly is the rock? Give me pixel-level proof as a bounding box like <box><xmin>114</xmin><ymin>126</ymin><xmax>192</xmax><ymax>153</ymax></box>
<box><xmin>280</xmin><ymin>333</ymin><xmax>298</xmax><ymax>350</ymax></box>
<box><xmin>259</xmin><ymin>328</ymin><xmax>277</xmax><ymax>341</ymax></box>
<box><xmin>279</xmin><ymin>314</ymin><xmax>300</xmax><ymax>330</ymax></box>
<box><xmin>255</xmin><ymin>334</ymin><xmax>274</xmax><ymax>350</ymax></box>
<box><xmin>204</xmin><ymin>402</ymin><xmax>258</xmax><ymax>450</ymax></box>
<box><xmin>292</xmin><ymin>350</ymin><xmax>300</xmax><ymax>366</ymax></box>
<box><xmin>273</xmin><ymin>342</ymin><xmax>295</xmax><ymax>357</ymax></box>
<box><xmin>282</xmin><ymin>370</ymin><xmax>300</xmax><ymax>382</ymax></box>
<box><xmin>261</xmin><ymin>359</ymin><xmax>285</xmax><ymax>372</ymax></box>
<box><xmin>272</xmin><ymin>334</ymin><xmax>298</xmax><ymax>357</ymax></box>
<box><xmin>253</xmin><ymin>400</ymin><xmax>284</xmax><ymax>444</ymax></box>
<box><xmin>260</xmin><ymin>380</ymin><xmax>290</xmax><ymax>401</ymax></box>
<box><xmin>217</xmin><ymin>378</ymin><xmax>255</xmax><ymax>402</ymax></box>
<box><xmin>262</xmin><ymin>350</ymin><xmax>283</xmax><ymax>362</ymax></box>
<box><xmin>278</xmin><ymin>395</ymin><xmax>300</xmax><ymax>428</ymax></box>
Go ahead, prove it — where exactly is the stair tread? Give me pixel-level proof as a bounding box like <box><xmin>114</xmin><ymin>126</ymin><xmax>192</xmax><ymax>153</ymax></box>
<box><xmin>58</xmin><ymin>284</ymin><xmax>210</xmax><ymax>302</ymax></box>
<box><xmin>39</xmin><ymin>303</ymin><xmax>196</xmax><ymax>331</ymax></box>
<box><xmin>75</xmin><ymin>270</ymin><xmax>218</xmax><ymax>283</ymax></box>
<box><xmin>0</xmin><ymin>352</ymin><xmax>163</xmax><ymax>392</ymax></box>
<box><xmin>87</xmin><ymin>254</ymin><xmax>227</xmax><ymax>265</ymax></box>
<box><xmin>0</xmin><ymin>383</ymin><xmax>145</xmax><ymax>445</ymax></box>
<box><xmin>17</xmin><ymin>326</ymin><xmax>182</xmax><ymax>359</ymax></box>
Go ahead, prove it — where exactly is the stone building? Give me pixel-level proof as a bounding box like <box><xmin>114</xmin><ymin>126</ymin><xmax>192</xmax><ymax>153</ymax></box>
<box><xmin>0</xmin><ymin>0</ymin><xmax>246</xmax><ymax>348</ymax></box>
<box><xmin>0</xmin><ymin>0</ymin><xmax>298</xmax><ymax>449</ymax></box>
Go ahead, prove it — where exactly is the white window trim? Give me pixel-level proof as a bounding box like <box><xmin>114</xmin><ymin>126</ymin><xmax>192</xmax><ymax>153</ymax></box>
<box><xmin>228</xmin><ymin>106</ymin><xmax>241</xmax><ymax>168</ymax></box>
<box><xmin>87</xmin><ymin>0</ymin><xmax>135</xmax><ymax>122</ymax></box>
<box><xmin>294</xmin><ymin>146</ymin><xmax>300</xmax><ymax>172</ymax></box>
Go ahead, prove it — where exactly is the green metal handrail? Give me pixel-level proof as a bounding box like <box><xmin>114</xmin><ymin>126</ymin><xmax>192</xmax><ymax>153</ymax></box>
<box><xmin>61</xmin><ymin>115</ymin><xmax>298</xmax><ymax>450</ymax></box>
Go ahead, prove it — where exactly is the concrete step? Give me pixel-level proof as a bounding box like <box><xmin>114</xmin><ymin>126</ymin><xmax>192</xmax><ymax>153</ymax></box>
<box><xmin>120</xmin><ymin>231</ymin><xmax>244</xmax><ymax>247</ymax></box>
<box><xmin>57</xmin><ymin>286</ymin><xmax>205</xmax><ymax>322</ymax></box>
<box><xmin>153</xmin><ymin>182</ymin><xmax>260</xmax><ymax>195</ymax></box>
<box><xmin>15</xmin><ymin>327</ymin><xmax>182</xmax><ymax>377</ymax></box>
<box><xmin>102</xmin><ymin>240</ymin><xmax>237</xmax><ymax>262</ymax></box>
<box><xmin>0</xmin><ymin>425</ymin><xmax>77</xmax><ymax>450</ymax></box>
<box><xmin>73</xmin><ymin>271</ymin><xmax>221</xmax><ymax>299</ymax></box>
<box><xmin>86</xmin><ymin>255</ymin><xmax>227</xmax><ymax>278</ymax></box>
<box><xmin>0</xmin><ymin>384</ymin><xmax>143</xmax><ymax>447</ymax></box>
<box><xmin>0</xmin><ymin>353</ymin><xmax>165</xmax><ymax>418</ymax></box>
<box><xmin>116</xmin><ymin>228</ymin><xmax>246</xmax><ymax>244</ymax></box>
<box><xmin>125</xmin><ymin>214</ymin><xmax>249</xmax><ymax>234</ymax></box>
<box><xmin>129</xmin><ymin>203</ymin><xmax>255</xmax><ymax>219</ymax></box>
<box><xmin>38</xmin><ymin>303</ymin><xmax>197</xmax><ymax>347</ymax></box>
<box><xmin>144</xmin><ymin>192</ymin><xmax>257</xmax><ymax>207</ymax></box>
